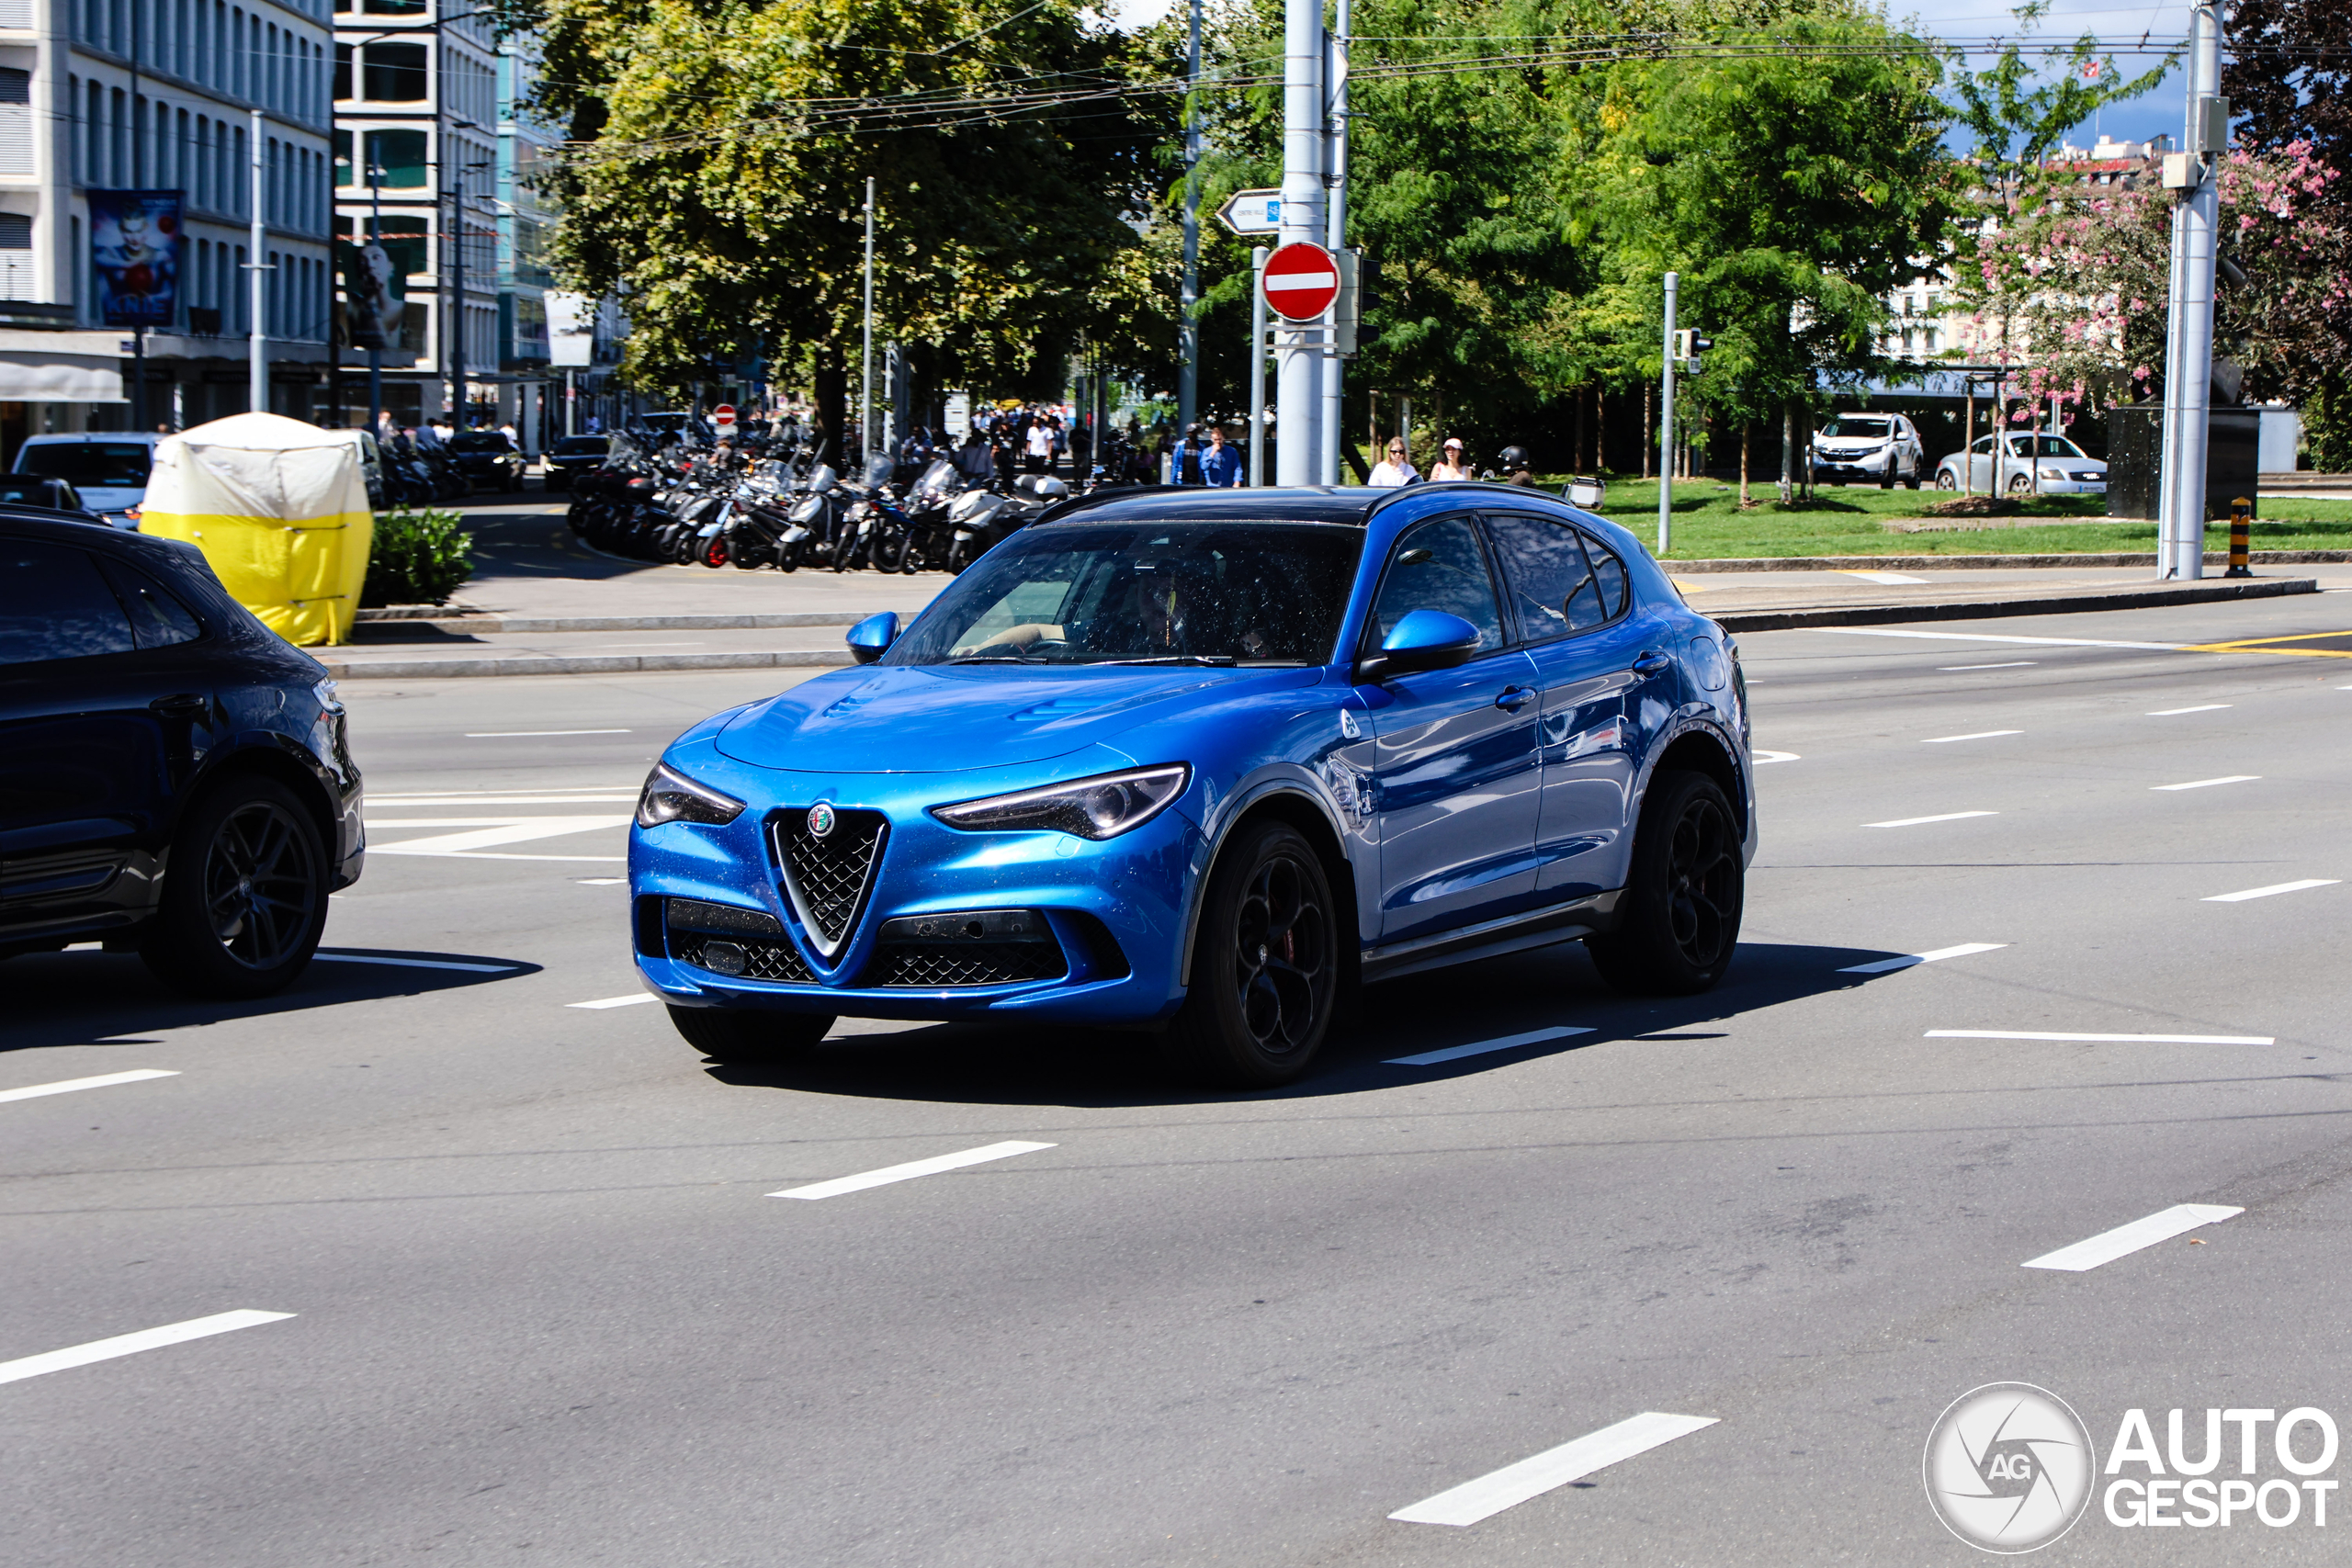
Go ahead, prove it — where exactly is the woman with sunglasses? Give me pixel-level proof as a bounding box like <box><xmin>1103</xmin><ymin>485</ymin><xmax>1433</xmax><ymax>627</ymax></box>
<box><xmin>1367</xmin><ymin>437</ymin><xmax>1419</xmax><ymax>488</ymax></box>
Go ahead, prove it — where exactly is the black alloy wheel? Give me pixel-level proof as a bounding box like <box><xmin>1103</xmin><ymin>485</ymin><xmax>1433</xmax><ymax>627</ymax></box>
<box><xmin>1163</xmin><ymin>822</ymin><xmax>1339</xmax><ymax>1088</ymax></box>
<box><xmin>1586</xmin><ymin>769</ymin><xmax>1744</xmax><ymax>996</ymax></box>
<box><xmin>141</xmin><ymin>778</ymin><xmax>330</xmax><ymax>998</ymax></box>
<box><xmin>670</xmin><ymin>1005</ymin><xmax>835</xmax><ymax>1067</ymax></box>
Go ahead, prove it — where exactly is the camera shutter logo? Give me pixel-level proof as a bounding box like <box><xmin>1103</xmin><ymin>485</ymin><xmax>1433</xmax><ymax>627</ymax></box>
<box><xmin>807</xmin><ymin>803</ymin><xmax>837</xmax><ymax>840</ymax></box>
<box><xmin>1924</xmin><ymin>1383</ymin><xmax>2098</xmax><ymax>1552</ymax></box>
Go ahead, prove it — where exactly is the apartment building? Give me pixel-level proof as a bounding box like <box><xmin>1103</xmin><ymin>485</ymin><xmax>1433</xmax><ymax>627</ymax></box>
<box><xmin>492</xmin><ymin>28</ymin><xmax>553</xmax><ymax>451</ymax></box>
<box><xmin>0</xmin><ymin>0</ymin><xmax>336</xmax><ymax>456</ymax></box>
<box><xmin>331</xmin><ymin>0</ymin><xmax>498</xmax><ymax>429</ymax></box>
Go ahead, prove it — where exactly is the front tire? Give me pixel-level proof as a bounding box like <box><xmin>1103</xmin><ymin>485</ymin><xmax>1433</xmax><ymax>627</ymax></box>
<box><xmin>1585</xmin><ymin>770</ymin><xmax>1743</xmax><ymax>996</ymax></box>
<box><xmin>1162</xmin><ymin>822</ymin><xmax>1340</xmax><ymax>1088</ymax></box>
<box><xmin>669</xmin><ymin>1005</ymin><xmax>835</xmax><ymax>1066</ymax></box>
<box><xmin>140</xmin><ymin>777</ymin><xmax>330</xmax><ymax>998</ymax></box>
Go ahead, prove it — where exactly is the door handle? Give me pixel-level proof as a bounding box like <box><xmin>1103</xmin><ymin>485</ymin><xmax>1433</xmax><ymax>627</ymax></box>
<box><xmin>1631</xmin><ymin>651</ymin><xmax>1672</xmax><ymax>676</ymax></box>
<box><xmin>149</xmin><ymin>693</ymin><xmax>206</xmax><ymax>717</ymax></box>
<box><xmin>1495</xmin><ymin>685</ymin><xmax>1533</xmax><ymax>712</ymax></box>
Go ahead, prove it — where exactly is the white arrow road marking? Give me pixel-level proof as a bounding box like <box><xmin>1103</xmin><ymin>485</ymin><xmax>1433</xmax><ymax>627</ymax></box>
<box><xmin>0</xmin><ymin>1311</ymin><xmax>296</xmax><ymax>1385</ymax></box>
<box><xmin>1386</xmin><ymin>1028</ymin><xmax>1594</xmax><ymax>1066</ymax></box>
<box><xmin>2022</xmin><ymin>1204</ymin><xmax>2244</xmax><ymax>1271</ymax></box>
<box><xmin>2205</xmin><ymin>879</ymin><xmax>2339</xmax><ymax>902</ymax></box>
<box><xmin>1838</xmin><ymin>942</ymin><xmax>2007</xmax><ymax>975</ymax></box>
<box><xmin>0</xmin><ymin>1069</ymin><xmax>179</xmax><ymax>1105</ymax></box>
<box><xmin>772</xmin><ymin>1141</ymin><xmax>1057</xmax><ymax>1200</ymax></box>
<box><xmin>370</xmin><ymin>815</ymin><xmax>634</xmax><ymax>856</ymax></box>
<box><xmin>1388</xmin><ymin>1412</ymin><xmax>1720</xmax><ymax>1527</ymax></box>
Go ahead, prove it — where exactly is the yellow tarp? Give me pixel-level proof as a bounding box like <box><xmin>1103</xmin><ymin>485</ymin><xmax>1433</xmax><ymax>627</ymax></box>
<box><xmin>140</xmin><ymin>412</ymin><xmax>375</xmax><ymax>647</ymax></box>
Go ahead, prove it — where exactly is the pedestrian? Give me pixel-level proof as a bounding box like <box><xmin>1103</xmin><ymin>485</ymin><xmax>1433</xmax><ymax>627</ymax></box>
<box><xmin>1429</xmin><ymin>437</ymin><xmax>1472</xmax><ymax>481</ymax></box>
<box><xmin>1069</xmin><ymin>419</ymin><xmax>1093</xmax><ymax>478</ymax></box>
<box><xmin>1200</xmin><ymin>425</ymin><xmax>1245</xmax><ymax>487</ymax></box>
<box><xmin>1367</xmin><ymin>437</ymin><xmax>1419</xmax><ymax>487</ymax></box>
<box><xmin>1024</xmin><ymin>416</ymin><xmax>1055</xmax><ymax>475</ymax></box>
<box><xmin>1174</xmin><ymin>424</ymin><xmax>1205</xmax><ymax>485</ymax></box>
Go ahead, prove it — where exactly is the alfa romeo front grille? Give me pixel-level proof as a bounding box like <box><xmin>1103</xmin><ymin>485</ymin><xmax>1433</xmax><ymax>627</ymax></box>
<box><xmin>663</xmin><ymin>896</ymin><xmax>816</xmax><ymax>984</ymax></box>
<box><xmin>864</xmin><ymin>942</ymin><xmax>1069</xmax><ymax>988</ymax></box>
<box><xmin>772</xmin><ymin>808</ymin><xmax>888</xmax><ymax>957</ymax></box>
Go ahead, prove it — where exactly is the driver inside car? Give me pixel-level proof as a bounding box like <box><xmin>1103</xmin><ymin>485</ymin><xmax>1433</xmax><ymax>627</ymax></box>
<box><xmin>956</xmin><ymin>562</ymin><xmax>1220</xmax><ymax>659</ymax></box>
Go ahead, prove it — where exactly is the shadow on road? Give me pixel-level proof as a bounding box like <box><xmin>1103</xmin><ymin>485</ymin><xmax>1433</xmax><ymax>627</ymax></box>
<box><xmin>703</xmin><ymin>939</ymin><xmax>1917</xmax><ymax>1108</ymax></box>
<box><xmin>2</xmin><ymin>947</ymin><xmax>541</xmax><ymax>1055</ymax></box>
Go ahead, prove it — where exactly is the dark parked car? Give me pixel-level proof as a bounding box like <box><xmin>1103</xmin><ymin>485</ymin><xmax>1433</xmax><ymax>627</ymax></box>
<box><xmin>447</xmin><ymin>430</ymin><xmax>526</xmax><ymax>492</ymax></box>
<box><xmin>0</xmin><ymin>474</ymin><xmax>107</xmax><ymax>525</ymax></box>
<box><xmin>0</xmin><ymin>515</ymin><xmax>364</xmax><ymax>996</ymax></box>
<box><xmin>544</xmin><ymin>434</ymin><xmax>612</xmax><ymax>491</ymax></box>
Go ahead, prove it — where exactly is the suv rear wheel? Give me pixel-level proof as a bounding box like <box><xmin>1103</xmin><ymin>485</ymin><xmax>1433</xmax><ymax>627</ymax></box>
<box><xmin>1586</xmin><ymin>770</ymin><xmax>1743</xmax><ymax>996</ymax></box>
<box><xmin>141</xmin><ymin>776</ymin><xmax>330</xmax><ymax>998</ymax></box>
<box><xmin>1163</xmin><ymin>822</ymin><xmax>1338</xmax><ymax>1088</ymax></box>
<box><xmin>670</xmin><ymin>1005</ymin><xmax>835</xmax><ymax>1066</ymax></box>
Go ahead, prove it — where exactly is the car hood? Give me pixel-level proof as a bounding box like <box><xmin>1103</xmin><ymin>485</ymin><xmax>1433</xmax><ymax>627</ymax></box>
<box><xmin>714</xmin><ymin>662</ymin><xmax>1322</xmax><ymax>773</ymax></box>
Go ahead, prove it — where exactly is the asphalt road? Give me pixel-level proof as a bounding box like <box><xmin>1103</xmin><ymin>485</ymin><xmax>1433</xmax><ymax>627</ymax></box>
<box><xmin>10</xmin><ymin>592</ymin><xmax>2352</xmax><ymax>1565</ymax></box>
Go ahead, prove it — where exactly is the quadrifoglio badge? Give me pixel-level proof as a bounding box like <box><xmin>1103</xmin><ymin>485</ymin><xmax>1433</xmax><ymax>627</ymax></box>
<box><xmin>1927</xmin><ymin>1385</ymin><xmax>2340</xmax><ymax>1552</ymax></box>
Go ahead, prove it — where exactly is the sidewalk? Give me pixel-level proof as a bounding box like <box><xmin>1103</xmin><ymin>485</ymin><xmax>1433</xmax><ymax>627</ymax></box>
<box><xmin>321</xmin><ymin>493</ymin><xmax>2336</xmax><ymax>678</ymax></box>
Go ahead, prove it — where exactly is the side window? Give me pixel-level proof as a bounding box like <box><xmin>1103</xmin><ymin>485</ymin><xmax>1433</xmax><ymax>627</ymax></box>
<box><xmin>101</xmin><ymin>560</ymin><xmax>205</xmax><ymax>650</ymax></box>
<box><xmin>1971</xmin><ymin>436</ymin><xmax>1993</xmax><ymax>455</ymax></box>
<box><xmin>1367</xmin><ymin>515</ymin><xmax>1502</xmax><ymax>654</ymax></box>
<box><xmin>0</xmin><ymin>539</ymin><xmax>137</xmax><ymax>664</ymax></box>
<box><xmin>1485</xmin><ymin>513</ymin><xmax>1626</xmax><ymax>639</ymax></box>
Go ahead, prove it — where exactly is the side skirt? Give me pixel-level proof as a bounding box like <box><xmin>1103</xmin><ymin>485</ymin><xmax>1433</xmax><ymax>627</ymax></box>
<box><xmin>1360</xmin><ymin>890</ymin><xmax>1622</xmax><ymax>985</ymax></box>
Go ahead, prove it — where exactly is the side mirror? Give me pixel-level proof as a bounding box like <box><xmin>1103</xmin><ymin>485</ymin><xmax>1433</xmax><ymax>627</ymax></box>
<box><xmin>1356</xmin><ymin>609</ymin><xmax>1482</xmax><ymax>682</ymax></box>
<box><xmin>845</xmin><ymin>610</ymin><xmax>899</xmax><ymax>665</ymax></box>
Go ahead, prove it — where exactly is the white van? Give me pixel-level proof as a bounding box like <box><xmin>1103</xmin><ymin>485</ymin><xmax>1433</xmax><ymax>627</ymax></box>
<box><xmin>13</xmin><ymin>434</ymin><xmax>164</xmax><ymax>528</ymax></box>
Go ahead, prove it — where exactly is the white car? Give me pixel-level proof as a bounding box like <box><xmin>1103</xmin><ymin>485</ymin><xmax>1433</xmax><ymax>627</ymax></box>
<box><xmin>1933</xmin><ymin>433</ymin><xmax>2108</xmax><ymax>496</ymax></box>
<box><xmin>12</xmin><ymin>433</ymin><xmax>163</xmax><ymax>528</ymax></box>
<box><xmin>1811</xmin><ymin>412</ymin><xmax>1924</xmax><ymax>489</ymax></box>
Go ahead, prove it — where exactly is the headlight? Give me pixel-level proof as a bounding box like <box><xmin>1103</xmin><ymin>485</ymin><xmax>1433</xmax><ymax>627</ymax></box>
<box><xmin>311</xmin><ymin>677</ymin><xmax>344</xmax><ymax>714</ymax></box>
<box><xmin>932</xmin><ymin>763</ymin><xmax>1190</xmax><ymax>840</ymax></box>
<box><xmin>2038</xmin><ymin>465</ymin><xmax>2067</xmax><ymax>479</ymax></box>
<box><xmin>636</xmin><ymin>761</ymin><xmax>745</xmax><ymax>828</ymax></box>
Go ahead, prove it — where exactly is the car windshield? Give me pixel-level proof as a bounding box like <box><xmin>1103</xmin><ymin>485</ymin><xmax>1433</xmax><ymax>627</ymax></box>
<box><xmin>556</xmin><ymin>436</ymin><xmax>608</xmax><ymax>456</ymax></box>
<box><xmin>884</xmin><ymin>522</ymin><xmax>1364</xmax><ymax>668</ymax></box>
<box><xmin>18</xmin><ymin>442</ymin><xmax>151</xmax><ymax>488</ymax></box>
<box><xmin>2008</xmin><ymin>435</ymin><xmax>2087</xmax><ymax>457</ymax></box>
<box><xmin>450</xmin><ymin>432</ymin><xmax>512</xmax><ymax>452</ymax></box>
<box><xmin>1819</xmin><ymin>417</ymin><xmax>1891</xmax><ymax>439</ymax></box>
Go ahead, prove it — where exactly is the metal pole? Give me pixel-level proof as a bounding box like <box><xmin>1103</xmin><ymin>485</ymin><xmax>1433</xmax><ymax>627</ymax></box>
<box><xmin>129</xmin><ymin>17</ymin><xmax>147</xmax><ymax>431</ymax></box>
<box><xmin>449</xmin><ymin>161</ymin><xmax>468</xmax><ymax>427</ymax></box>
<box><xmin>1657</xmin><ymin>271</ymin><xmax>1678</xmax><ymax>556</ymax></box>
<box><xmin>368</xmin><ymin>161</ymin><xmax>384</xmax><ymax>435</ymax></box>
<box><xmin>1275</xmin><ymin>0</ymin><xmax>1325</xmax><ymax>484</ymax></box>
<box><xmin>249</xmin><ymin>108</ymin><xmax>267</xmax><ymax>413</ymax></box>
<box><xmin>1318</xmin><ymin>0</ymin><xmax>1349</xmax><ymax>485</ymax></box>
<box><xmin>564</xmin><ymin>367</ymin><xmax>576</xmax><ymax>436</ymax></box>
<box><xmin>2158</xmin><ymin>2</ymin><xmax>2223</xmax><ymax>580</ymax></box>
<box><xmin>1250</xmin><ymin>246</ymin><xmax>1268</xmax><ymax>487</ymax></box>
<box><xmin>861</xmin><ymin>175</ymin><xmax>876</xmax><ymax>460</ymax></box>
<box><xmin>1177</xmin><ymin>0</ymin><xmax>1201</xmax><ymax>437</ymax></box>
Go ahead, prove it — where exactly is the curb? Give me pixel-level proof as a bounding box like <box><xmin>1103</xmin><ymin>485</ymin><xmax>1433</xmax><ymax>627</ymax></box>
<box><xmin>1714</xmin><ymin>576</ymin><xmax>2316</xmax><ymax>633</ymax></box>
<box><xmin>351</xmin><ymin>610</ymin><xmax>872</xmax><ymax>636</ymax></box>
<box><xmin>320</xmin><ymin>649</ymin><xmax>852</xmax><ymax>680</ymax></box>
<box><xmin>1670</xmin><ymin>551</ymin><xmax>2352</xmax><ymax>573</ymax></box>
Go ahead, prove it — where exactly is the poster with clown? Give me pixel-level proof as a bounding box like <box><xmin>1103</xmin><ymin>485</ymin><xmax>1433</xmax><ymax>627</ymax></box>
<box><xmin>91</xmin><ymin>189</ymin><xmax>183</xmax><ymax>329</ymax></box>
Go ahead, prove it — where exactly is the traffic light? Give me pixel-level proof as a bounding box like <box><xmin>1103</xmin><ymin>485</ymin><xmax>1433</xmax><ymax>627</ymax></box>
<box><xmin>1674</xmin><ymin>330</ymin><xmax>1713</xmax><ymax>372</ymax></box>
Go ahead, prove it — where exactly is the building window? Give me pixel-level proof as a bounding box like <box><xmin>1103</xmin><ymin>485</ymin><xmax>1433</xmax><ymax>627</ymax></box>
<box><xmin>366</xmin><ymin>128</ymin><xmax>427</xmax><ymax>187</ymax></box>
<box><xmin>362</xmin><ymin>42</ymin><xmax>428</xmax><ymax>101</ymax></box>
<box><xmin>362</xmin><ymin>0</ymin><xmax>426</xmax><ymax>13</ymax></box>
<box><xmin>334</xmin><ymin>43</ymin><xmax>351</xmax><ymax>100</ymax></box>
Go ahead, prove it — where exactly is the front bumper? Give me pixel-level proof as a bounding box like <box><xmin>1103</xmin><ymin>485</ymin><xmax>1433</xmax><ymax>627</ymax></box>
<box><xmin>628</xmin><ymin>769</ymin><xmax>1204</xmax><ymax>1024</ymax></box>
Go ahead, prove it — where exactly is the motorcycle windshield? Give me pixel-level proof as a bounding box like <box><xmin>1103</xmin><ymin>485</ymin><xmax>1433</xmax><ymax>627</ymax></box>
<box><xmin>916</xmin><ymin>459</ymin><xmax>957</xmax><ymax>496</ymax></box>
<box><xmin>864</xmin><ymin>454</ymin><xmax>896</xmax><ymax>487</ymax></box>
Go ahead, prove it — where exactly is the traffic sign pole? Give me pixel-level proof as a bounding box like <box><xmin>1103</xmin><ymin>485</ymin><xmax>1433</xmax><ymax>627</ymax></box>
<box><xmin>1250</xmin><ymin>247</ymin><xmax>1269</xmax><ymax>488</ymax></box>
<box><xmin>1658</xmin><ymin>271</ymin><xmax>1678</xmax><ymax>558</ymax></box>
<box><xmin>1277</xmin><ymin>0</ymin><xmax>1325</xmax><ymax>485</ymax></box>
<box><xmin>1319</xmin><ymin>0</ymin><xmax>1349</xmax><ymax>487</ymax></box>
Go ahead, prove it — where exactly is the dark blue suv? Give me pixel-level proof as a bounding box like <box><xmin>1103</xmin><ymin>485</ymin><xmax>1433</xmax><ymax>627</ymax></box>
<box><xmin>0</xmin><ymin>513</ymin><xmax>364</xmax><ymax>996</ymax></box>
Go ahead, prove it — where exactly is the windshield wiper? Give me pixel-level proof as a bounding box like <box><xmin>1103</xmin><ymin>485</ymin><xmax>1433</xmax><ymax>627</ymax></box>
<box><xmin>1099</xmin><ymin>654</ymin><xmax>1238</xmax><ymax>667</ymax></box>
<box><xmin>948</xmin><ymin>653</ymin><xmax>1045</xmax><ymax>664</ymax></box>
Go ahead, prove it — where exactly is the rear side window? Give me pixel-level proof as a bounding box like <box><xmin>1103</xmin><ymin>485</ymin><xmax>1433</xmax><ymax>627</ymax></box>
<box><xmin>101</xmin><ymin>558</ymin><xmax>205</xmax><ymax>649</ymax></box>
<box><xmin>1484</xmin><ymin>513</ymin><xmax>1628</xmax><ymax>641</ymax></box>
<box><xmin>0</xmin><ymin>538</ymin><xmax>137</xmax><ymax>663</ymax></box>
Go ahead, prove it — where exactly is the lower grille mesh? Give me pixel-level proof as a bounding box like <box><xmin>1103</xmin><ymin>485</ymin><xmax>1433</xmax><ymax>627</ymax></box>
<box><xmin>673</xmin><ymin>931</ymin><xmax>815</xmax><ymax>984</ymax></box>
<box><xmin>863</xmin><ymin>942</ymin><xmax>1069</xmax><ymax>989</ymax></box>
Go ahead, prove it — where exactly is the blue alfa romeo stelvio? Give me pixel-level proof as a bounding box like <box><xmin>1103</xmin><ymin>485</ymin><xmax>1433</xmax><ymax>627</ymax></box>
<box><xmin>627</xmin><ymin>482</ymin><xmax>1755</xmax><ymax>1086</ymax></box>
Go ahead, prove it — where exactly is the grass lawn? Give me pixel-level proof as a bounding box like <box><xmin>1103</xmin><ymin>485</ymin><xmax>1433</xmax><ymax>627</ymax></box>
<box><xmin>1526</xmin><ymin>474</ymin><xmax>2352</xmax><ymax>558</ymax></box>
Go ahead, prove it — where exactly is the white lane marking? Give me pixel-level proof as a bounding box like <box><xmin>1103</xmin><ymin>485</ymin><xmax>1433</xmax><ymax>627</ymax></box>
<box><xmin>1823</xmin><ymin>628</ymin><xmax>2184</xmax><ymax>651</ymax></box>
<box><xmin>568</xmin><ymin>993</ymin><xmax>659</xmax><ymax>1010</ymax></box>
<box><xmin>2021</xmin><ymin>1204</ymin><xmax>2244</xmax><ymax>1272</ymax></box>
<box><xmin>362</xmin><ymin>817</ymin><xmax>552</xmax><ymax>829</ymax></box>
<box><xmin>1388</xmin><ymin>1412</ymin><xmax>1720</xmax><ymax>1527</ymax></box>
<box><xmin>0</xmin><ymin>1311</ymin><xmax>296</xmax><ymax>1386</ymax></box>
<box><xmin>1386</xmin><ymin>1027</ymin><xmax>1594</xmax><ymax>1066</ymax></box>
<box><xmin>1751</xmin><ymin>750</ymin><xmax>1800</xmax><ymax>764</ymax></box>
<box><xmin>576</xmin><ymin>877</ymin><xmax>627</xmax><ymax>886</ymax></box>
<box><xmin>1865</xmin><ymin>811</ymin><xmax>1998</xmax><ymax>828</ymax></box>
<box><xmin>2204</xmin><ymin>878</ymin><xmax>2340</xmax><ymax>902</ymax></box>
<box><xmin>1841</xmin><ymin>570</ymin><xmax>1929</xmax><ymax>585</ymax></box>
<box><xmin>1838</xmin><ymin>942</ymin><xmax>2007</xmax><ymax>975</ymax></box>
<box><xmin>1922</xmin><ymin>729</ymin><xmax>2023</xmax><ymax>743</ymax></box>
<box><xmin>370</xmin><ymin>815</ymin><xmax>634</xmax><ymax>855</ymax></box>
<box><xmin>1927</xmin><ymin>1029</ymin><xmax>2277</xmax><ymax>1044</ymax></box>
<box><xmin>1939</xmin><ymin>661</ymin><xmax>2038</xmax><ymax>671</ymax></box>
<box><xmin>0</xmin><ymin>1068</ymin><xmax>179</xmax><ymax>1105</ymax></box>
<box><xmin>2154</xmin><ymin>775</ymin><xmax>2260</xmax><ymax>791</ymax></box>
<box><xmin>463</xmin><ymin>728</ymin><xmax>634</xmax><ymax>738</ymax></box>
<box><xmin>312</xmin><ymin>952</ymin><xmax>519</xmax><ymax>974</ymax></box>
<box><xmin>771</xmin><ymin>1140</ymin><xmax>1057</xmax><ymax>1201</ymax></box>
<box><xmin>2148</xmin><ymin>704</ymin><xmax>2231</xmax><ymax>716</ymax></box>
<box><xmin>367</xmin><ymin>792</ymin><xmax>638</xmax><ymax>806</ymax></box>
<box><xmin>422</xmin><ymin>852</ymin><xmax>628</xmax><ymax>863</ymax></box>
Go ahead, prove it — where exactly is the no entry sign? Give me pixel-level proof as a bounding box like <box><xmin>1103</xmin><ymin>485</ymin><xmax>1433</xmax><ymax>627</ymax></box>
<box><xmin>1261</xmin><ymin>242</ymin><xmax>1340</xmax><ymax>321</ymax></box>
